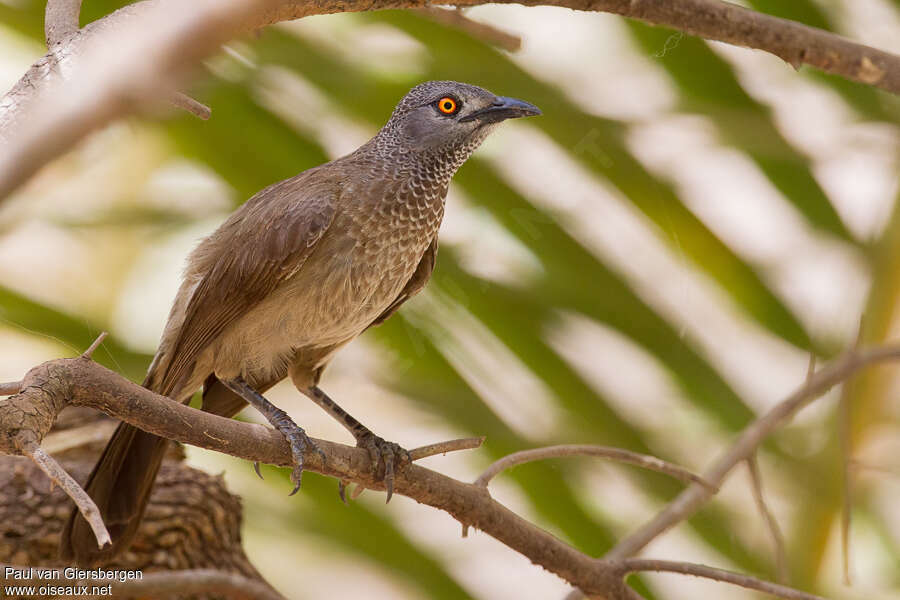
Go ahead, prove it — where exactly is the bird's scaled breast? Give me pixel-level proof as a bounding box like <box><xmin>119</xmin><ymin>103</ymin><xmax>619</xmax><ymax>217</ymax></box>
<box><xmin>263</xmin><ymin>194</ymin><xmax>441</xmax><ymax>345</ymax></box>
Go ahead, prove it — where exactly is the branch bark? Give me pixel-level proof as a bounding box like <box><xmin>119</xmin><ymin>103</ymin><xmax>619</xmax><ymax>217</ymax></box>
<box><xmin>0</xmin><ymin>356</ymin><xmax>621</xmax><ymax>598</ymax></box>
<box><xmin>2</xmin><ymin>0</ymin><xmax>899</xmax><ymax>201</ymax></box>
<box><xmin>606</xmin><ymin>345</ymin><xmax>900</xmax><ymax>559</ymax></box>
<box><xmin>5</xmin><ymin>346</ymin><xmax>891</xmax><ymax>600</ymax></box>
<box><xmin>620</xmin><ymin>559</ymin><xmax>826</xmax><ymax>600</ymax></box>
<box><xmin>44</xmin><ymin>0</ymin><xmax>82</xmax><ymax>46</ymax></box>
<box><xmin>0</xmin><ymin>565</ymin><xmax>284</xmax><ymax>600</ymax></box>
<box><xmin>474</xmin><ymin>444</ymin><xmax>714</xmax><ymax>489</ymax></box>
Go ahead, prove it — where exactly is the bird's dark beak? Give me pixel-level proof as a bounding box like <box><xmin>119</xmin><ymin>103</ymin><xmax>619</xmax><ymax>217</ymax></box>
<box><xmin>460</xmin><ymin>96</ymin><xmax>542</xmax><ymax>124</ymax></box>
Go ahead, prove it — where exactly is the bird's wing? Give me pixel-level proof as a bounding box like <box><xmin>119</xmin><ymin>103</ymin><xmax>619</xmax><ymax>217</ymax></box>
<box><xmin>152</xmin><ymin>169</ymin><xmax>339</xmax><ymax>396</ymax></box>
<box><xmin>367</xmin><ymin>237</ymin><xmax>438</xmax><ymax>329</ymax></box>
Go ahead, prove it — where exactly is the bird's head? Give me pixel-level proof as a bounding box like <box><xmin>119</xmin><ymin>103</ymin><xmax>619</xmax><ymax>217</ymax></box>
<box><xmin>378</xmin><ymin>80</ymin><xmax>541</xmax><ymax>157</ymax></box>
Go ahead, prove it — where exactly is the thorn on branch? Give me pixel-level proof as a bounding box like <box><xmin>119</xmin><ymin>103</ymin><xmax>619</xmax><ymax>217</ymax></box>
<box><xmin>170</xmin><ymin>91</ymin><xmax>211</xmax><ymax>120</ymax></box>
<box><xmin>19</xmin><ymin>439</ymin><xmax>111</xmax><ymax>549</ymax></box>
<box><xmin>81</xmin><ymin>331</ymin><xmax>108</xmax><ymax>360</ymax></box>
<box><xmin>410</xmin><ymin>436</ymin><xmax>485</xmax><ymax>460</ymax></box>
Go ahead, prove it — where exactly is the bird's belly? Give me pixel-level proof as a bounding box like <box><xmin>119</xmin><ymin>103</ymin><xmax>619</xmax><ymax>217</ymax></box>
<box><xmin>209</xmin><ymin>234</ymin><xmax>427</xmax><ymax>382</ymax></box>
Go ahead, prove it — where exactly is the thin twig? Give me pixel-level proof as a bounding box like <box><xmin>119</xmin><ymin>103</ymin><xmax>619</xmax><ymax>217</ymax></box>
<box><xmin>838</xmin><ymin>390</ymin><xmax>853</xmax><ymax>585</ymax></box>
<box><xmin>44</xmin><ymin>0</ymin><xmax>82</xmax><ymax>47</ymax></box>
<box><xmin>410</xmin><ymin>436</ymin><xmax>485</xmax><ymax>460</ymax></box>
<box><xmin>620</xmin><ymin>559</ymin><xmax>826</xmax><ymax>600</ymax></box>
<box><xmin>345</xmin><ymin>436</ymin><xmax>484</xmax><ymax>499</ymax></box>
<box><xmin>0</xmin><ymin>380</ymin><xmax>22</xmax><ymax>396</ymax></box>
<box><xmin>18</xmin><ymin>440</ymin><xmax>111</xmax><ymax>549</ymax></box>
<box><xmin>170</xmin><ymin>91</ymin><xmax>212</xmax><ymax>120</ymax></box>
<box><xmin>837</xmin><ymin>318</ymin><xmax>865</xmax><ymax>586</ymax></box>
<box><xmin>607</xmin><ymin>344</ymin><xmax>900</xmax><ymax>559</ymax></box>
<box><xmin>81</xmin><ymin>331</ymin><xmax>108</xmax><ymax>359</ymax></box>
<box><xmin>474</xmin><ymin>444</ymin><xmax>715</xmax><ymax>490</ymax></box>
<box><xmin>746</xmin><ymin>454</ymin><xmax>788</xmax><ymax>584</ymax></box>
<box><xmin>416</xmin><ymin>7</ymin><xmax>521</xmax><ymax>51</ymax></box>
<box><xmin>850</xmin><ymin>459</ymin><xmax>900</xmax><ymax>477</ymax></box>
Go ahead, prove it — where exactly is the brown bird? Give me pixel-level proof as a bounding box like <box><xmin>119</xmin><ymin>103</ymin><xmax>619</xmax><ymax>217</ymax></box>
<box><xmin>60</xmin><ymin>80</ymin><xmax>540</xmax><ymax>565</ymax></box>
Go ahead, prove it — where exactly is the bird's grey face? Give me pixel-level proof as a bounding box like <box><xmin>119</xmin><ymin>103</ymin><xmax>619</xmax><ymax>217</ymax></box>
<box><xmin>387</xmin><ymin>81</ymin><xmax>541</xmax><ymax>153</ymax></box>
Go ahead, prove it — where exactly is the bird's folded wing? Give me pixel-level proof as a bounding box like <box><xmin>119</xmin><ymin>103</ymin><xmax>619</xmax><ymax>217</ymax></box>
<box><xmin>155</xmin><ymin>168</ymin><xmax>339</xmax><ymax>396</ymax></box>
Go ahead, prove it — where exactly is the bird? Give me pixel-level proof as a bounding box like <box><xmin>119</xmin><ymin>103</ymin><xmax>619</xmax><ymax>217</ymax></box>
<box><xmin>59</xmin><ymin>80</ymin><xmax>541</xmax><ymax>565</ymax></box>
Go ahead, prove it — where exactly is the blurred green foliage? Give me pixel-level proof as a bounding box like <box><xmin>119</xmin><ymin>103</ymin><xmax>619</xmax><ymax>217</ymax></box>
<box><xmin>1</xmin><ymin>1</ymin><xmax>899</xmax><ymax>598</ymax></box>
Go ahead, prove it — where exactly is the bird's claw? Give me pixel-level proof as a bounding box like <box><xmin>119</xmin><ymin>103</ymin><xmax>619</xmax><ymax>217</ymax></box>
<box><xmin>283</xmin><ymin>425</ymin><xmax>319</xmax><ymax>497</ymax></box>
<box><xmin>253</xmin><ymin>462</ymin><xmax>264</xmax><ymax>480</ymax></box>
<box><xmin>356</xmin><ymin>433</ymin><xmax>410</xmax><ymax>503</ymax></box>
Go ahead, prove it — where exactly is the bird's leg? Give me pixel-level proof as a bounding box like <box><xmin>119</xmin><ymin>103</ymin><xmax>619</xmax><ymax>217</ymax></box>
<box><xmin>222</xmin><ymin>377</ymin><xmax>323</xmax><ymax>496</ymax></box>
<box><xmin>304</xmin><ymin>385</ymin><xmax>409</xmax><ymax>502</ymax></box>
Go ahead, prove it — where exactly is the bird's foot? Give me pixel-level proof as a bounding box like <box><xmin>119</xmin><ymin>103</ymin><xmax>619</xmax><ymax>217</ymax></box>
<box><xmin>281</xmin><ymin>423</ymin><xmax>323</xmax><ymax>496</ymax></box>
<box><xmin>223</xmin><ymin>377</ymin><xmax>325</xmax><ymax>495</ymax></box>
<box><xmin>265</xmin><ymin>406</ymin><xmax>324</xmax><ymax>496</ymax></box>
<box><xmin>355</xmin><ymin>433</ymin><xmax>410</xmax><ymax>503</ymax></box>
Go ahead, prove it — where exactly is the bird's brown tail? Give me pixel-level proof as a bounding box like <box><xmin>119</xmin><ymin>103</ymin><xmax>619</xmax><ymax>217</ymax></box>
<box><xmin>58</xmin><ymin>420</ymin><xmax>169</xmax><ymax>566</ymax></box>
<box><xmin>58</xmin><ymin>376</ymin><xmax>256</xmax><ymax>566</ymax></box>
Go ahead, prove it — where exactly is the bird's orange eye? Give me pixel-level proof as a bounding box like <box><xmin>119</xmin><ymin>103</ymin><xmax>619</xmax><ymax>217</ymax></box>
<box><xmin>437</xmin><ymin>97</ymin><xmax>458</xmax><ymax>114</ymax></box>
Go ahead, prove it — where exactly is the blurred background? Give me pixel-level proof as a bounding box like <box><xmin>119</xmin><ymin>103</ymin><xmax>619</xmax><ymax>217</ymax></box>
<box><xmin>1</xmin><ymin>0</ymin><xmax>899</xmax><ymax>598</ymax></box>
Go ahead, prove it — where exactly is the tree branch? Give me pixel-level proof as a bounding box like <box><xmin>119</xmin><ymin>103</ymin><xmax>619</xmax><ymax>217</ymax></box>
<box><xmin>0</xmin><ymin>356</ymin><xmax>619</xmax><ymax>598</ymax></box>
<box><xmin>44</xmin><ymin>0</ymin><xmax>82</xmax><ymax>47</ymax></box>
<box><xmin>18</xmin><ymin>440</ymin><xmax>111</xmax><ymax>550</ymax></box>
<box><xmin>0</xmin><ymin>565</ymin><xmax>285</xmax><ymax>600</ymax></box>
<box><xmin>111</xmin><ymin>569</ymin><xmax>285</xmax><ymax>600</ymax></box>
<box><xmin>2</xmin><ymin>0</ymin><xmax>899</xmax><ymax>202</ymax></box>
<box><xmin>0</xmin><ymin>381</ymin><xmax>22</xmax><ymax>396</ymax></box>
<box><xmin>416</xmin><ymin>7</ymin><xmax>521</xmax><ymax>52</ymax></box>
<box><xmin>169</xmin><ymin>90</ymin><xmax>212</xmax><ymax>120</ymax></box>
<box><xmin>606</xmin><ymin>344</ymin><xmax>900</xmax><ymax>559</ymax></box>
<box><xmin>474</xmin><ymin>444</ymin><xmax>714</xmax><ymax>489</ymax></box>
<box><xmin>620</xmin><ymin>559</ymin><xmax>826</xmax><ymax>600</ymax></box>
<box><xmin>746</xmin><ymin>454</ymin><xmax>788</xmax><ymax>584</ymax></box>
<box><xmin>4</xmin><ymin>343</ymin><xmax>890</xmax><ymax>599</ymax></box>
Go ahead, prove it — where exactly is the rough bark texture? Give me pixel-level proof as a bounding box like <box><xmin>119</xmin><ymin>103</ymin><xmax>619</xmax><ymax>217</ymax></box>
<box><xmin>0</xmin><ymin>407</ymin><xmax>271</xmax><ymax>600</ymax></box>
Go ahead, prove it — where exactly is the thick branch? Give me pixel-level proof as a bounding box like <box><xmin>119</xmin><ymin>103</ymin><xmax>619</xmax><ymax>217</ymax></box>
<box><xmin>111</xmin><ymin>569</ymin><xmax>285</xmax><ymax>600</ymax></box>
<box><xmin>2</xmin><ymin>0</ymin><xmax>899</xmax><ymax>202</ymax></box>
<box><xmin>607</xmin><ymin>345</ymin><xmax>900</xmax><ymax>559</ymax></box>
<box><xmin>252</xmin><ymin>0</ymin><xmax>900</xmax><ymax>93</ymax></box>
<box><xmin>0</xmin><ymin>565</ymin><xmax>284</xmax><ymax>600</ymax></box>
<box><xmin>3</xmin><ymin>348</ymin><xmax>883</xmax><ymax>600</ymax></box>
<box><xmin>0</xmin><ymin>357</ymin><xmax>616</xmax><ymax>598</ymax></box>
<box><xmin>416</xmin><ymin>7</ymin><xmax>521</xmax><ymax>51</ymax></box>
